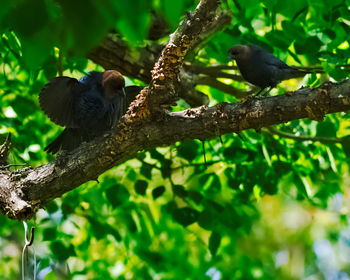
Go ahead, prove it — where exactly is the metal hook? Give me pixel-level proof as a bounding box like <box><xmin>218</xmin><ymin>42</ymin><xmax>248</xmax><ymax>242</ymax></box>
<box><xmin>23</xmin><ymin>221</ymin><xmax>35</xmax><ymax>246</ymax></box>
<box><xmin>22</xmin><ymin>221</ymin><xmax>36</xmax><ymax>280</ymax></box>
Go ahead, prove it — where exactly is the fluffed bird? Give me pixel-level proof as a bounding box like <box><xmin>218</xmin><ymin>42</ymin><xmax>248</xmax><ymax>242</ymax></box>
<box><xmin>39</xmin><ymin>70</ymin><xmax>142</xmax><ymax>154</ymax></box>
<box><xmin>228</xmin><ymin>44</ymin><xmax>311</xmax><ymax>96</ymax></box>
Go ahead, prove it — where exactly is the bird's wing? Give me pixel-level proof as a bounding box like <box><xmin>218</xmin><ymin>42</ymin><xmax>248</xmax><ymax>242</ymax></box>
<box><xmin>249</xmin><ymin>44</ymin><xmax>289</xmax><ymax>69</ymax></box>
<box><xmin>44</xmin><ymin>128</ymin><xmax>87</xmax><ymax>154</ymax></box>
<box><xmin>39</xmin><ymin>76</ymin><xmax>85</xmax><ymax>127</ymax></box>
<box><xmin>78</xmin><ymin>71</ymin><xmax>103</xmax><ymax>86</ymax></box>
<box><xmin>264</xmin><ymin>53</ymin><xmax>290</xmax><ymax>69</ymax></box>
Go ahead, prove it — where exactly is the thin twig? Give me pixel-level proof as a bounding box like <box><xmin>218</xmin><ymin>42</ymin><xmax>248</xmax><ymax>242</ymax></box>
<box><xmin>0</xmin><ymin>163</ymin><xmax>29</xmax><ymax>169</ymax></box>
<box><xmin>186</xmin><ymin>63</ymin><xmax>238</xmax><ymax>73</ymax></box>
<box><xmin>171</xmin><ymin>160</ymin><xmax>221</xmax><ymax>171</ymax></box>
<box><xmin>187</xmin><ymin>64</ymin><xmax>242</xmax><ymax>80</ymax></box>
<box><xmin>197</xmin><ymin>77</ymin><xmax>249</xmax><ymax>98</ymax></box>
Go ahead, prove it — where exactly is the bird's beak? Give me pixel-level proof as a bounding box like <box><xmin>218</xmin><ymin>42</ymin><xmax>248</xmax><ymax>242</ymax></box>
<box><xmin>117</xmin><ymin>87</ymin><xmax>126</xmax><ymax>98</ymax></box>
<box><xmin>122</xmin><ymin>87</ymin><xmax>126</xmax><ymax>98</ymax></box>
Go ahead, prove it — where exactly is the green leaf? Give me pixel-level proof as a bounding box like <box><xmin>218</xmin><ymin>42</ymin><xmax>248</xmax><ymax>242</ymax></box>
<box><xmin>50</xmin><ymin>241</ymin><xmax>75</xmax><ymax>262</ymax></box>
<box><xmin>209</xmin><ymin>231</ymin><xmax>221</xmax><ymax>256</ymax></box>
<box><xmin>135</xmin><ymin>180</ymin><xmax>148</xmax><ymax>196</ymax></box>
<box><xmin>140</xmin><ymin>164</ymin><xmax>152</xmax><ymax>179</ymax></box>
<box><xmin>149</xmin><ymin>149</ymin><xmax>165</xmax><ymax>161</ymax></box>
<box><xmin>105</xmin><ymin>224</ymin><xmax>122</xmax><ymax>242</ymax></box>
<box><xmin>265</xmin><ymin>30</ymin><xmax>291</xmax><ymax>49</ymax></box>
<box><xmin>172</xmin><ymin>207</ymin><xmax>199</xmax><ymax>226</ymax></box>
<box><xmin>88</xmin><ymin>217</ymin><xmax>107</xmax><ymax>239</ymax></box>
<box><xmin>112</xmin><ymin>0</ymin><xmax>151</xmax><ymax>43</ymax></box>
<box><xmin>200</xmin><ymin>173</ymin><xmax>221</xmax><ymax>193</ymax></box>
<box><xmin>160</xmin><ymin>159</ymin><xmax>172</xmax><ymax>178</ymax></box>
<box><xmin>198</xmin><ymin>207</ymin><xmax>218</xmax><ymax>230</ymax></box>
<box><xmin>316</xmin><ymin>121</ymin><xmax>337</xmax><ymax>138</ymax></box>
<box><xmin>161</xmin><ymin>0</ymin><xmax>187</xmax><ymax>28</ymax></box>
<box><xmin>124</xmin><ymin>213</ymin><xmax>138</xmax><ymax>233</ymax></box>
<box><xmin>57</xmin><ymin>0</ymin><xmax>113</xmax><ymax>54</ymax></box>
<box><xmin>177</xmin><ymin>140</ymin><xmax>200</xmax><ymax>161</ymax></box>
<box><xmin>172</xmin><ymin>185</ymin><xmax>188</xmax><ymax>198</ymax></box>
<box><xmin>341</xmin><ymin>136</ymin><xmax>350</xmax><ymax>157</ymax></box>
<box><xmin>21</xmin><ymin>38</ymin><xmax>51</xmax><ymax>69</ymax></box>
<box><xmin>42</xmin><ymin>227</ymin><xmax>57</xmax><ymax>241</ymax></box>
<box><xmin>105</xmin><ymin>184</ymin><xmax>130</xmax><ymax>207</ymax></box>
<box><xmin>152</xmin><ymin>186</ymin><xmax>166</xmax><ymax>199</ymax></box>
<box><xmin>294</xmin><ymin>36</ymin><xmax>322</xmax><ymax>54</ymax></box>
<box><xmin>5</xmin><ymin>0</ymin><xmax>49</xmax><ymax>38</ymax></box>
<box><xmin>45</xmin><ymin>201</ymin><xmax>59</xmax><ymax>214</ymax></box>
<box><xmin>187</xmin><ymin>191</ymin><xmax>204</xmax><ymax>204</ymax></box>
<box><xmin>293</xmin><ymin>173</ymin><xmax>309</xmax><ymax>199</ymax></box>
<box><xmin>42</xmin><ymin>55</ymin><xmax>58</xmax><ymax>79</ymax></box>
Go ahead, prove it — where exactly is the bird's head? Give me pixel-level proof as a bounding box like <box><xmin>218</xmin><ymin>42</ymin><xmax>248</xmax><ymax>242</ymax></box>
<box><xmin>102</xmin><ymin>70</ymin><xmax>126</xmax><ymax>99</ymax></box>
<box><xmin>228</xmin><ymin>44</ymin><xmax>252</xmax><ymax>61</ymax></box>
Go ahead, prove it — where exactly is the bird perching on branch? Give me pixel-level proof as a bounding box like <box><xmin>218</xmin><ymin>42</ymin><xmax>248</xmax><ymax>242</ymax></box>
<box><xmin>228</xmin><ymin>44</ymin><xmax>312</xmax><ymax>96</ymax></box>
<box><xmin>39</xmin><ymin>70</ymin><xmax>142</xmax><ymax>154</ymax></box>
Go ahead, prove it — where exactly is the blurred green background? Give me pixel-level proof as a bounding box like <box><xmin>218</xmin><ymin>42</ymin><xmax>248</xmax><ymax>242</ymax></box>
<box><xmin>0</xmin><ymin>0</ymin><xmax>350</xmax><ymax>279</ymax></box>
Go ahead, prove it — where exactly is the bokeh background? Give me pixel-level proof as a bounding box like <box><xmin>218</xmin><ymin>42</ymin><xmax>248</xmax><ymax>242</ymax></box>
<box><xmin>0</xmin><ymin>0</ymin><xmax>350</xmax><ymax>279</ymax></box>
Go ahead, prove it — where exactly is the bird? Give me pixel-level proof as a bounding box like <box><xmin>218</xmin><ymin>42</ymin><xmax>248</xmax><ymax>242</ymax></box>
<box><xmin>228</xmin><ymin>44</ymin><xmax>311</xmax><ymax>96</ymax></box>
<box><xmin>39</xmin><ymin>70</ymin><xmax>142</xmax><ymax>154</ymax></box>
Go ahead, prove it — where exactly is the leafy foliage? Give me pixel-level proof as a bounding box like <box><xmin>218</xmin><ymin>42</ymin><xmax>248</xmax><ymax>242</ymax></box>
<box><xmin>1</xmin><ymin>0</ymin><xmax>350</xmax><ymax>279</ymax></box>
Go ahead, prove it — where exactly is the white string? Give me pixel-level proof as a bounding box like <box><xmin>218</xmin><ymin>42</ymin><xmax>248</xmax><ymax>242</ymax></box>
<box><xmin>22</xmin><ymin>221</ymin><xmax>28</xmax><ymax>280</ymax></box>
<box><xmin>22</xmin><ymin>221</ymin><xmax>36</xmax><ymax>280</ymax></box>
<box><xmin>33</xmin><ymin>245</ymin><xmax>37</xmax><ymax>280</ymax></box>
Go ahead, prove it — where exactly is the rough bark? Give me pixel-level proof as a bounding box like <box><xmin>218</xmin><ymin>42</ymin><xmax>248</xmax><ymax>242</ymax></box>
<box><xmin>1</xmin><ymin>79</ymin><xmax>349</xmax><ymax>220</ymax></box>
<box><xmin>1</xmin><ymin>0</ymin><xmax>350</xmax><ymax>220</ymax></box>
<box><xmin>87</xmin><ymin>2</ymin><xmax>234</xmax><ymax>107</ymax></box>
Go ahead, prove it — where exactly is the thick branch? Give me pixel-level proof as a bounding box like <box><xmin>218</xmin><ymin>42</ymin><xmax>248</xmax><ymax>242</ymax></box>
<box><xmin>0</xmin><ymin>80</ymin><xmax>349</xmax><ymax>220</ymax></box>
<box><xmin>88</xmin><ymin>3</ymin><xmax>232</xmax><ymax>108</ymax></box>
<box><xmin>145</xmin><ymin>0</ymin><xmax>222</xmax><ymax>111</ymax></box>
<box><xmin>88</xmin><ymin>35</ymin><xmax>157</xmax><ymax>83</ymax></box>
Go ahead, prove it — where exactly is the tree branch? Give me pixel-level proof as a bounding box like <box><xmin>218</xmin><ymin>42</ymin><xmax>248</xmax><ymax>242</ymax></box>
<box><xmin>1</xmin><ymin>80</ymin><xmax>349</xmax><ymax>220</ymax></box>
<box><xmin>1</xmin><ymin>1</ymin><xmax>350</xmax><ymax>221</ymax></box>
<box><xmin>146</xmin><ymin>0</ymin><xmax>222</xmax><ymax>111</ymax></box>
<box><xmin>197</xmin><ymin>76</ymin><xmax>249</xmax><ymax>97</ymax></box>
<box><xmin>88</xmin><ymin>0</ymin><xmax>230</xmax><ymax>108</ymax></box>
<box><xmin>88</xmin><ymin>34</ymin><xmax>157</xmax><ymax>83</ymax></box>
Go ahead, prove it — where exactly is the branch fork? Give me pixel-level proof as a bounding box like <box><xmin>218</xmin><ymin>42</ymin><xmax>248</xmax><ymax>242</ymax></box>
<box><xmin>1</xmin><ymin>1</ymin><xmax>350</xmax><ymax>220</ymax></box>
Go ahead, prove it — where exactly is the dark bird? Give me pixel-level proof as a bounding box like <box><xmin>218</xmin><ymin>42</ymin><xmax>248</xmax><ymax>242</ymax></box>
<box><xmin>228</xmin><ymin>44</ymin><xmax>311</xmax><ymax>96</ymax></box>
<box><xmin>39</xmin><ymin>70</ymin><xmax>142</xmax><ymax>154</ymax></box>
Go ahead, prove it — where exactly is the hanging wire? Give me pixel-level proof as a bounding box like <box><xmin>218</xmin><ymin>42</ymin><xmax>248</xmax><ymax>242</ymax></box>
<box><xmin>22</xmin><ymin>221</ymin><xmax>36</xmax><ymax>280</ymax></box>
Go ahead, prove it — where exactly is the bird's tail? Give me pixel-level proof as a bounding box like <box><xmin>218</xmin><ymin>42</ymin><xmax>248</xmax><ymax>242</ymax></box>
<box><xmin>288</xmin><ymin>66</ymin><xmax>324</xmax><ymax>78</ymax></box>
<box><xmin>280</xmin><ymin>67</ymin><xmax>312</xmax><ymax>81</ymax></box>
<box><xmin>44</xmin><ymin>128</ymin><xmax>87</xmax><ymax>154</ymax></box>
